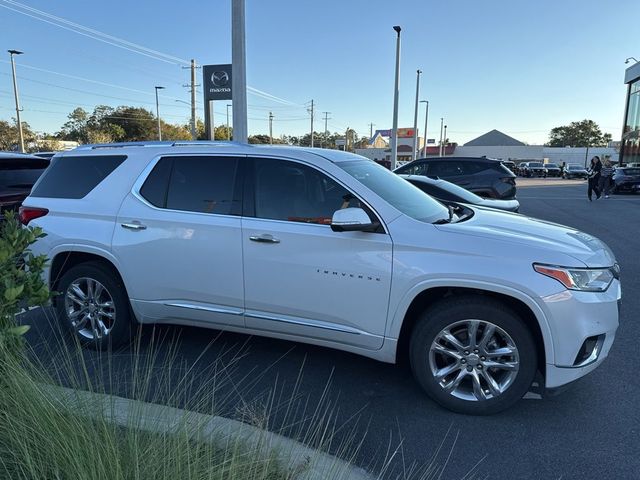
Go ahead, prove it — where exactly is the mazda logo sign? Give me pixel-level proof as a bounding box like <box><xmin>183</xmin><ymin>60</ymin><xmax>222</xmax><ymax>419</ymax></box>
<box><xmin>211</xmin><ymin>71</ymin><xmax>229</xmax><ymax>87</ymax></box>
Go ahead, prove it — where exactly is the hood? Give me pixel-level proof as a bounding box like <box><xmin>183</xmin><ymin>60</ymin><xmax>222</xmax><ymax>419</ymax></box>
<box><xmin>437</xmin><ymin>207</ymin><xmax>615</xmax><ymax>267</ymax></box>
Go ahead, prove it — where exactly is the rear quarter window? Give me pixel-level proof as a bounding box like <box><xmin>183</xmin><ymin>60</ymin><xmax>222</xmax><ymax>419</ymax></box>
<box><xmin>30</xmin><ymin>155</ymin><xmax>126</xmax><ymax>199</ymax></box>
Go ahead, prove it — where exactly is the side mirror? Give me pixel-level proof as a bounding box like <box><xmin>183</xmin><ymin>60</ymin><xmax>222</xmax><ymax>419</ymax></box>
<box><xmin>330</xmin><ymin>207</ymin><xmax>378</xmax><ymax>232</ymax></box>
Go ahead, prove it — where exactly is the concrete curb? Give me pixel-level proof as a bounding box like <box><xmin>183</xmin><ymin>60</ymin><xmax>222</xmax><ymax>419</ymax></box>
<box><xmin>42</xmin><ymin>384</ymin><xmax>375</xmax><ymax>480</ymax></box>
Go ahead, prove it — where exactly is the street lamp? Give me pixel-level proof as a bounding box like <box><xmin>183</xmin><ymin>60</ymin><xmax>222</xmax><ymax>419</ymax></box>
<box><xmin>420</xmin><ymin>100</ymin><xmax>429</xmax><ymax>157</ymax></box>
<box><xmin>443</xmin><ymin>125</ymin><xmax>448</xmax><ymax>156</ymax></box>
<box><xmin>8</xmin><ymin>50</ymin><xmax>25</xmax><ymax>153</ymax></box>
<box><xmin>439</xmin><ymin>117</ymin><xmax>444</xmax><ymax>157</ymax></box>
<box><xmin>390</xmin><ymin>25</ymin><xmax>402</xmax><ymax>170</ymax></box>
<box><xmin>226</xmin><ymin>104</ymin><xmax>232</xmax><ymax>140</ymax></box>
<box><xmin>412</xmin><ymin>69</ymin><xmax>422</xmax><ymax>161</ymax></box>
<box><xmin>625</xmin><ymin>57</ymin><xmax>638</xmax><ymax>64</ymax></box>
<box><xmin>154</xmin><ymin>86</ymin><xmax>165</xmax><ymax>141</ymax></box>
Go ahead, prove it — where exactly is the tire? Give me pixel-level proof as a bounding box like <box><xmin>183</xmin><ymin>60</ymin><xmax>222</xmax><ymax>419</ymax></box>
<box><xmin>409</xmin><ymin>296</ymin><xmax>537</xmax><ymax>415</ymax></box>
<box><xmin>56</xmin><ymin>261</ymin><xmax>134</xmax><ymax>350</ymax></box>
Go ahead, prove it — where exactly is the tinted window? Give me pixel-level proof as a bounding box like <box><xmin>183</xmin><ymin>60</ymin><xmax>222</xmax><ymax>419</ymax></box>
<box><xmin>545</xmin><ymin>163</ymin><xmax>559</xmax><ymax>168</ymax></box>
<box><xmin>462</xmin><ymin>161</ymin><xmax>491</xmax><ymax>174</ymax></box>
<box><xmin>140</xmin><ymin>158</ymin><xmax>172</xmax><ymax>207</ymax></box>
<box><xmin>165</xmin><ymin>156</ymin><xmax>240</xmax><ymax>215</ymax></box>
<box><xmin>410</xmin><ymin>181</ymin><xmax>458</xmax><ymax>202</ymax></box>
<box><xmin>429</xmin><ymin>161</ymin><xmax>464</xmax><ymax>177</ymax></box>
<box><xmin>396</xmin><ymin>161</ymin><xmax>428</xmax><ymax>176</ymax></box>
<box><xmin>0</xmin><ymin>158</ymin><xmax>49</xmax><ymax>191</ymax></box>
<box><xmin>31</xmin><ymin>155</ymin><xmax>125</xmax><ymax>199</ymax></box>
<box><xmin>528</xmin><ymin>162</ymin><xmax>543</xmax><ymax>167</ymax></box>
<box><xmin>253</xmin><ymin>158</ymin><xmax>360</xmax><ymax>224</ymax></box>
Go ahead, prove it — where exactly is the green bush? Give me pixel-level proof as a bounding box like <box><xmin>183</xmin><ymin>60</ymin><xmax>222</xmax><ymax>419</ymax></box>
<box><xmin>0</xmin><ymin>211</ymin><xmax>49</xmax><ymax>357</ymax></box>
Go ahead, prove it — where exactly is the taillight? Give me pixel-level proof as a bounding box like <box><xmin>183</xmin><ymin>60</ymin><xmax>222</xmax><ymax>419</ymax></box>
<box><xmin>19</xmin><ymin>206</ymin><xmax>49</xmax><ymax>225</ymax></box>
<box><xmin>501</xmin><ymin>177</ymin><xmax>516</xmax><ymax>185</ymax></box>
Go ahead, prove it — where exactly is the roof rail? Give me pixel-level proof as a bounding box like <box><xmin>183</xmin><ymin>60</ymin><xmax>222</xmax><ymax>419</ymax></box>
<box><xmin>73</xmin><ymin>140</ymin><xmax>246</xmax><ymax>151</ymax></box>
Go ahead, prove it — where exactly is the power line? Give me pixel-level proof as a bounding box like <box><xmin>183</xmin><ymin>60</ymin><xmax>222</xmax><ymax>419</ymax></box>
<box><xmin>0</xmin><ymin>0</ymin><xmax>190</xmax><ymax>65</ymax></box>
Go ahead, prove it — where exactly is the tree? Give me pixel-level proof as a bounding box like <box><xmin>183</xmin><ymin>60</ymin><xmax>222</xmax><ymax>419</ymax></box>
<box><xmin>0</xmin><ymin>119</ymin><xmax>36</xmax><ymax>151</ymax></box>
<box><xmin>548</xmin><ymin>120</ymin><xmax>612</xmax><ymax>147</ymax></box>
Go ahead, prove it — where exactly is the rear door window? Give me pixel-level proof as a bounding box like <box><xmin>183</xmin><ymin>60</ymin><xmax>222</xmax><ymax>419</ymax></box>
<box><xmin>140</xmin><ymin>156</ymin><xmax>242</xmax><ymax>215</ymax></box>
<box><xmin>31</xmin><ymin>155</ymin><xmax>125</xmax><ymax>199</ymax></box>
<box><xmin>429</xmin><ymin>161</ymin><xmax>464</xmax><ymax>177</ymax></box>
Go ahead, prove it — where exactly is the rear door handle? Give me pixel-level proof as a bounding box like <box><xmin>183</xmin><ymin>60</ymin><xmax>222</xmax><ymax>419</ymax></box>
<box><xmin>121</xmin><ymin>222</ymin><xmax>147</xmax><ymax>231</ymax></box>
<box><xmin>249</xmin><ymin>234</ymin><xmax>280</xmax><ymax>244</ymax></box>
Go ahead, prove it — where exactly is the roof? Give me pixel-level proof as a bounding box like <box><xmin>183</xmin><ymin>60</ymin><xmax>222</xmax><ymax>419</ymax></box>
<box><xmin>64</xmin><ymin>141</ymin><xmax>365</xmax><ymax>164</ymax></box>
<box><xmin>0</xmin><ymin>151</ymin><xmax>49</xmax><ymax>160</ymax></box>
<box><xmin>464</xmin><ymin>130</ymin><xmax>525</xmax><ymax>147</ymax></box>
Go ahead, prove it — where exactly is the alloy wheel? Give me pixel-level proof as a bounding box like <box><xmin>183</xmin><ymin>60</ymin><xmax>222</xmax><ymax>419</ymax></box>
<box><xmin>64</xmin><ymin>277</ymin><xmax>117</xmax><ymax>340</ymax></box>
<box><xmin>429</xmin><ymin>319</ymin><xmax>520</xmax><ymax>402</ymax></box>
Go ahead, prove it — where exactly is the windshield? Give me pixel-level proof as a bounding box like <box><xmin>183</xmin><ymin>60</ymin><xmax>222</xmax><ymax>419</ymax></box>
<box><xmin>338</xmin><ymin>160</ymin><xmax>450</xmax><ymax>223</ymax></box>
<box><xmin>622</xmin><ymin>168</ymin><xmax>640</xmax><ymax>175</ymax></box>
<box><xmin>545</xmin><ymin>163</ymin><xmax>558</xmax><ymax>168</ymax></box>
<box><xmin>433</xmin><ymin>179</ymin><xmax>482</xmax><ymax>203</ymax></box>
<box><xmin>529</xmin><ymin>162</ymin><xmax>543</xmax><ymax>167</ymax></box>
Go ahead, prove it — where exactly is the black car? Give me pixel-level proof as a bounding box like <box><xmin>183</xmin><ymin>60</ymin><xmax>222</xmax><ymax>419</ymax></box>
<box><xmin>394</xmin><ymin>156</ymin><xmax>516</xmax><ymax>199</ymax></box>
<box><xmin>522</xmin><ymin>161</ymin><xmax>547</xmax><ymax>177</ymax></box>
<box><xmin>543</xmin><ymin>163</ymin><xmax>561</xmax><ymax>177</ymax></box>
<box><xmin>612</xmin><ymin>167</ymin><xmax>640</xmax><ymax>193</ymax></box>
<box><xmin>562</xmin><ymin>164</ymin><xmax>589</xmax><ymax>179</ymax></box>
<box><xmin>400</xmin><ymin>174</ymin><xmax>520</xmax><ymax>212</ymax></box>
<box><xmin>0</xmin><ymin>152</ymin><xmax>50</xmax><ymax>215</ymax></box>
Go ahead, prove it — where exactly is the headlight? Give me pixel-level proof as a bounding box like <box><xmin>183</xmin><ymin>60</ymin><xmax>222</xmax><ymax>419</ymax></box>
<box><xmin>533</xmin><ymin>264</ymin><xmax>615</xmax><ymax>292</ymax></box>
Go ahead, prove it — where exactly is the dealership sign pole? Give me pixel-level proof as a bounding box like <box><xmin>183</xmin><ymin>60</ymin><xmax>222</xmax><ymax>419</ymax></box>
<box><xmin>203</xmin><ymin>64</ymin><xmax>232</xmax><ymax>140</ymax></box>
<box><xmin>390</xmin><ymin>26</ymin><xmax>402</xmax><ymax>170</ymax></box>
<box><xmin>232</xmin><ymin>0</ymin><xmax>248</xmax><ymax>143</ymax></box>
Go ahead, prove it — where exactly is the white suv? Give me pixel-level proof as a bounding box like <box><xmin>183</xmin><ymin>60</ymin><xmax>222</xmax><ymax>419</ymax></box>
<box><xmin>22</xmin><ymin>141</ymin><xmax>621</xmax><ymax>414</ymax></box>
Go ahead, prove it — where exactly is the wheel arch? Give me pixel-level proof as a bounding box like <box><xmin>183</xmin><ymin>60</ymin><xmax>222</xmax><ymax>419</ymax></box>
<box><xmin>391</xmin><ymin>283</ymin><xmax>553</xmax><ymax>376</ymax></box>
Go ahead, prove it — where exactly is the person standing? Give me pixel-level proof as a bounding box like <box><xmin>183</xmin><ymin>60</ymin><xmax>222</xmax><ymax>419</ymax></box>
<box><xmin>599</xmin><ymin>158</ymin><xmax>615</xmax><ymax>198</ymax></box>
<box><xmin>587</xmin><ymin>156</ymin><xmax>602</xmax><ymax>201</ymax></box>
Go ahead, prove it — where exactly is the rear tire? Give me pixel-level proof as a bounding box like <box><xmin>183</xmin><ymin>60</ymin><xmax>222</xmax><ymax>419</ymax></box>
<box><xmin>409</xmin><ymin>296</ymin><xmax>537</xmax><ymax>415</ymax></box>
<box><xmin>56</xmin><ymin>261</ymin><xmax>133</xmax><ymax>350</ymax></box>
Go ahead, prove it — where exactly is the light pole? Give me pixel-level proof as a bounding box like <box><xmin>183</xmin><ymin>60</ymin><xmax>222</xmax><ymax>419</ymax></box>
<box><xmin>439</xmin><ymin>117</ymin><xmax>444</xmax><ymax>157</ymax></box>
<box><xmin>154</xmin><ymin>86</ymin><xmax>165</xmax><ymax>141</ymax></box>
<box><xmin>390</xmin><ymin>25</ymin><xmax>402</xmax><ymax>170</ymax></box>
<box><xmin>8</xmin><ymin>50</ymin><xmax>25</xmax><ymax>153</ymax></box>
<box><xmin>443</xmin><ymin>125</ymin><xmax>448</xmax><ymax>156</ymax></box>
<box><xmin>412</xmin><ymin>69</ymin><xmax>422</xmax><ymax>161</ymax></box>
<box><xmin>420</xmin><ymin>100</ymin><xmax>429</xmax><ymax>157</ymax></box>
<box><xmin>232</xmin><ymin>0</ymin><xmax>248</xmax><ymax>143</ymax></box>
<box><xmin>226</xmin><ymin>104</ymin><xmax>232</xmax><ymax>140</ymax></box>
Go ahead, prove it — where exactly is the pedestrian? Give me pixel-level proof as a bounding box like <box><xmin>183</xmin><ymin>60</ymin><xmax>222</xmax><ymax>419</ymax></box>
<box><xmin>587</xmin><ymin>156</ymin><xmax>602</xmax><ymax>201</ymax></box>
<box><xmin>599</xmin><ymin>158</ymin><xmax>614</xmax><ymax>198</ymax></box>
<box><xmin>560</xmin><ymin>161</ymin><xmax>566</xmax><ymax>177</ymax></box>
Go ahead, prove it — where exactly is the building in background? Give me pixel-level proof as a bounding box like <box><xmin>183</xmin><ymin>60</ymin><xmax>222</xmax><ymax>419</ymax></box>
<box><xmin>621</xmin><ymin>60</ymin><xmax>640</xmax><ymax>165</ymax></box>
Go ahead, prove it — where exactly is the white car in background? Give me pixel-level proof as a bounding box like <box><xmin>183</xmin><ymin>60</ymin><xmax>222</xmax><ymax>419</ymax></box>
<box><xmin>21</xmin><ymin>142</ymin><xmax>621</xmax><ymax>414</ymax></box>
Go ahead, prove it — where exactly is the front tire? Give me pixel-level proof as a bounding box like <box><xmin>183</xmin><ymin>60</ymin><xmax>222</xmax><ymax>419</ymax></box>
<box><xmin>409</xmin><ymin>296</ymin><xmax>537</xmax><ymax>415</ymax></box>
<box><xmin>56</xmin><ymin>262</ymin><xmax>133</xmax><ymax>350</ymax></box>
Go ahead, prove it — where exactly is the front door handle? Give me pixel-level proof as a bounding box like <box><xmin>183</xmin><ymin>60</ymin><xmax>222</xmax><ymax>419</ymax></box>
<box><xmin>121</xmin><ymin>222</ymin><xmax>147</xmax><ymax>231</ymax></box>
<box><xmin>249</xmin><ymin>234</ymin><xmax>280</xmax><ymax>244</ymax></box>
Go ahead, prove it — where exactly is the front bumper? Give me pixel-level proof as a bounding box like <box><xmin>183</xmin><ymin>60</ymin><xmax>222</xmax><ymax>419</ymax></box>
<box><xmin>541</xmin><ymin>279</ymin><xmax>620</xmax><ymax>389</ymax></box>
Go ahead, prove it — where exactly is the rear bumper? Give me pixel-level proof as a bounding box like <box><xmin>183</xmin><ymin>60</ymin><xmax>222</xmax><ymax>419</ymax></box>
<box><xmin>541</xmin><ymin>280</ymin><xmax>620</xmax><ymax>389</ymax></box>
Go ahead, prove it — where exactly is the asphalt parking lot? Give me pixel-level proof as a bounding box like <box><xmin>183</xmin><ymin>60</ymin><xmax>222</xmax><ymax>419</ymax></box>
<box><xmin>22</xmin><ymin>182</ymin><xmax>640</xmax><ymax>480</ymax></box>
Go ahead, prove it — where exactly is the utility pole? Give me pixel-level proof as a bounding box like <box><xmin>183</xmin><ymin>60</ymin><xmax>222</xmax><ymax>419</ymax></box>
<box><xmin>412</xmin><ymin>69</ymin><xmax>422</xmax><ymax>161</ymax></box>
<box><xmin>269</xmin><ymin>111</ymin><xmax>273</xmax><ymax>144</ymax></box>
<box><xmin>390</xmin><ymin>26</ymin><xmax>402</xmax><ymax>170</ymax></box>
<box><xmin>369</xmin><ymin>123</ymin><xmax>375</xmax><ymax>139</ymax></box>
<box><xmin>345</xmin><ymin>127</ymin><xmax>349</xmax><ymax>152</ymax></box>
<box><xmin>322</xmin><ymin>111</ymin><xmax>331</xmax><ymax>148</ymax></box>
<box><xmin>154</xmin><ymin>86</ymin><xmax>165</xmax><ymax>141</ymax></box>
<box><xmin>232</xmin><ymin>0</ymin><xmax>248</xmax><ymax>143</ymax></box>
<box><xmin>420</xmin><ymin>100</ymin><xmax>429</xmax><ymax>157</ymax></box>
<box><xmin>190</xmin><ymin>60</ymin><xmax>197</xmax><ymax>140</ymax></box>
<box><xmin>308</xmin><ymin>99</ymin><xmax>315</xmax><ymax>147</ymax></box>
<box><xmin>8</xmin><ymin>50</ymin><xmax>25</xmax><ymax>152</ymax></box>
<box><xmin>226</xmin><ymin>104</ymin><xmax>231</xmax><ymax>140</ymax></box>
<box><xmin>439</xmin><ymin>117</ymin><xmax>444</xmax><ymax>157</ymax></box>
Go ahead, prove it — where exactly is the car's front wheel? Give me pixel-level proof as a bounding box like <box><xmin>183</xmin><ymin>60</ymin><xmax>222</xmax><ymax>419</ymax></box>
<box><xmin>56</xmin><ymin>261</ymin><xmax>133</xmax><ymax>349</ymax></box>
<box><xmin>409</xmin><ymin>296</ymin><xmax>537</xmax><ymax>415</ymax></box>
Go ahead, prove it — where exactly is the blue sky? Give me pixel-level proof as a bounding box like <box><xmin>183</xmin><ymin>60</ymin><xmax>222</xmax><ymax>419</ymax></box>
<box><xmin>1</xmin><ymin>0</ymin><xmax>637</xmax><ymax>145</ymax></box>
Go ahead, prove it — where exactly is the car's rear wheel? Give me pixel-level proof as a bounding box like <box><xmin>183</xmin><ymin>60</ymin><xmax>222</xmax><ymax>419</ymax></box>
<box><xmin>56</xmin><ymin>262</ymin><xmax>133</xmax><ymax>349</ymax></box>
<box><xmin>409</xmin><ymin>296</ymin><xmax>537</xmax><ymax>415</ymax></box>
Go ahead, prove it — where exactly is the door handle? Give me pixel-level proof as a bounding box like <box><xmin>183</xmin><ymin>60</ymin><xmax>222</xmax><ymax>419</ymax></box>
<box><xmin>249</xmin><ymin>234</ymin><xmax>280</xmax><ymax>244</ymax></box>
<box><xmin>121</xmin><ymin>222</ymin><xmax>147</xmax><ymax>231</ymax></box>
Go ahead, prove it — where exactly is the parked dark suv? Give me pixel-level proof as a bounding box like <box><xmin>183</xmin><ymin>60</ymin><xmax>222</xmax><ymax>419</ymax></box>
<box><xmin>394</xmin><ymin>156</ymin><xmax>516</xmax><ymax>199</ymax></box>
<box><xmin>0</xmin><ymin>152</ymin><xmax>50</xmax><ymax>214</ymax></box>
